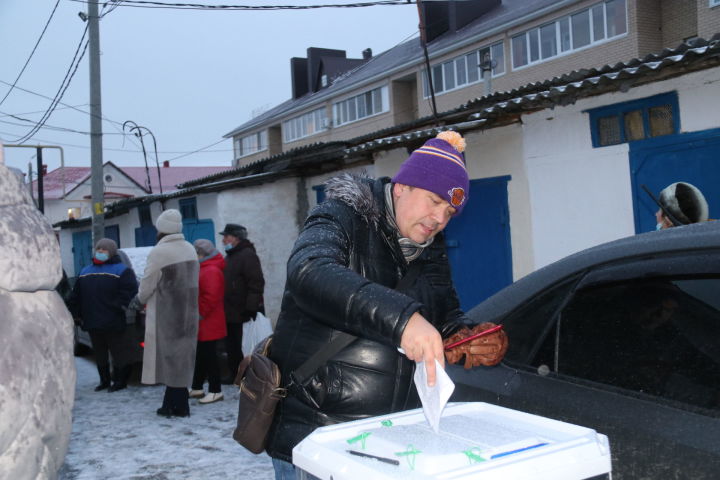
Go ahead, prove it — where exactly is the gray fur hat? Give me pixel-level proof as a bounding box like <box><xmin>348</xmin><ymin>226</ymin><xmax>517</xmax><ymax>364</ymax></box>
<box><xmin>193</xmin><ymin>238</ymin><xmax>217</xmax><ymax>258</ymax></box>
<box><xmin>658</xmin><ymin>182</ymin><xmax>709</xmax><ymax>225</ymax></box>
<box><xmin>156</xmin><ymin>209</ymin><xmax>183</xmax><ymax>234</ymax></box>
<box><xmin>94</xmin><ymin>238</ymin><xmax>118</xmax><ymax>257</ymax></box>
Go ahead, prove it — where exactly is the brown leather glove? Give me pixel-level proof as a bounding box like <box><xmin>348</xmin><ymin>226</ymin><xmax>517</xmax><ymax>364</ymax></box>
<box><xmin>443</xmin><ymin>322</ymin><xmax>509</xmax><ymax>369</ymax></box>
<box><xmin>443</xmin><ymin>327</ymin><xmax>472</xmax><ymax>366</ymax></box>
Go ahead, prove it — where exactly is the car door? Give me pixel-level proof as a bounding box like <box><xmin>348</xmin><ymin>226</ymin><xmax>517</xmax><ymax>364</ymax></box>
<box><xmin>479</xmin><ymin>251</ymin><xmax>720</xmax><ymax>479</ymax></box>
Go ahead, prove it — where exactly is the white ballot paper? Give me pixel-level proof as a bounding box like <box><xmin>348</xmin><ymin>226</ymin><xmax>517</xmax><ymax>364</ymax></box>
<box><xmin>413</xmin><ymin>359</ymin><xmax>455</xmax><ymax>433</ymax></box>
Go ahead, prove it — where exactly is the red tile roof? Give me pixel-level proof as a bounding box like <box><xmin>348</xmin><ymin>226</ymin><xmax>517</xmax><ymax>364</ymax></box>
<box><xmin>31</xmin><ymin>164</ymin><xmax>232</xmax><ymax>199</ymax></box>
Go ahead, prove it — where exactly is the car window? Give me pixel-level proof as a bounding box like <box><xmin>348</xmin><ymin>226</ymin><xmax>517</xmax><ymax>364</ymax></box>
<box><xmin>553</xmin><ymin>276</ymin><xmax>720</xmax><ymax>412</ymax></box>
<box><xmin>501</xmin><ymin>277</ymin><xmax>577</xmax><ymax>364</ymax></box>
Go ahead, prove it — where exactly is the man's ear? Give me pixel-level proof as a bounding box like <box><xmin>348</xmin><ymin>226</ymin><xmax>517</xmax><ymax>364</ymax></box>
<box><xmin>393</xmin><ymin>182</ymin><xmax>406</xmax><ymax>198</ymax></box>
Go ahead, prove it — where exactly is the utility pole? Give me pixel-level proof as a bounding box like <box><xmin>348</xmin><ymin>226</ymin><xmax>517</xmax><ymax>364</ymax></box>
<box><xmin>88</xmin><ymin>0</ymin><xmax>105</xmax><ymax>244</ymax></box>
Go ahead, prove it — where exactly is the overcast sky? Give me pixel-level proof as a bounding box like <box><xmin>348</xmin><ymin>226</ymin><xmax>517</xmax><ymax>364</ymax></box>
<box><xmin>0</xmin><ymin>0</ymin><xmax>419</xmax><ymax>175</ymax></box>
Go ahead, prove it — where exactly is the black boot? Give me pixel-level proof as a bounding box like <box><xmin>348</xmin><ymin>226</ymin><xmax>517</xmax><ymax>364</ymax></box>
<box><xmin>95</xmin><ymin>365</ymin><xmax>111</xmax><ymax>391</ymax></box>
<box><xmin>109</xmin><ymin>365</ymin><xmax>133</xmax><ymax>392</ymax></box>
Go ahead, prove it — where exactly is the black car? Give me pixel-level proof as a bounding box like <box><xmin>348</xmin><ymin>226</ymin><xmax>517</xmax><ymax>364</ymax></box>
<box><xmin>449</xmin><ymin>220</ymin><xmax>720</xmax><ymax>479</ymax></box>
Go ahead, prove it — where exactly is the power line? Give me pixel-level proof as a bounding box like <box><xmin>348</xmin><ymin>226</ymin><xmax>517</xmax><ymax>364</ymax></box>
<box><xmin>0</xmin><ymin>104</ymin><xmax>90</xmax><ymax>118</ymax></box>
<box><xmin>0</xmin><ymin>0</ymin><xmax>61</xmax><ymax>107</ymax></box>
<box><xmin>67</xmin><ymin>0</ymin><xmax>409</xmax><ymax>11</ymax></box>
<box><xmin>162</xmin><ymin>138</ymin><xmax>228</xmax><ymax>162</ymax></box>
<box><xmin>12</xmin><ymin>25</ymin><xmax>90</xmax><ymax>144</ymax></box>
<box><xmin>0</xmin><ymin>79</ymin><xmax>141</xmax><ymax>149</ymax></box>
<box><xmin>0</xmin><ymin>130</ymin><xmax>231</xmax><ymax>155</ymax></box>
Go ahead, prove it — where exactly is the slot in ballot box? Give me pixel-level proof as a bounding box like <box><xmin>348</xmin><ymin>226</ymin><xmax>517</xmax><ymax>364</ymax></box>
<box><xmin>293</xmin><ymin>402</ymin><xmax>611</xmax><ymax>480</ymax></box>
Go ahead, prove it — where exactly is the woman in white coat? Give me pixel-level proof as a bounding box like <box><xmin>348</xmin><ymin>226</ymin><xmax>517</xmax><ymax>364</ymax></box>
<box><xmin>135</xmin><ymin>209</ymin><xmax>199</xmax><ymax>417</ymax></box>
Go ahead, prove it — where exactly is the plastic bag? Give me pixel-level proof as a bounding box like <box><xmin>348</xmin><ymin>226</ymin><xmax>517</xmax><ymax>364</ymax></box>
<box><xmin>242</xmin><ymin>312</ymin><xmax>273</xmax><ymax>356</ymax></box>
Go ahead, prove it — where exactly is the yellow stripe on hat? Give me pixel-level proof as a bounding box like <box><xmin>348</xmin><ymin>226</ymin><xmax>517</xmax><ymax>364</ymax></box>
<box><xmin>416</xmin><ymin>146</ymin><xmax>466</xmax><ymax>170</ymax></box>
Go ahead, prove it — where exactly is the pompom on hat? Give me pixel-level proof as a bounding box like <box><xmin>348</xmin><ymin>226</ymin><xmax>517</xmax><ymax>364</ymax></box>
<box><xmin>392</xmin><ymin>131</ymin><xmax>469</xmax><ymax>215</ymax></box>
<box><xmin>156</xmin><ymin>209</ymin><xmax>183</xmax><ymax>234</ymax></box>
<box><xmin>658</xmin><ymin>182</ymin><xmax>709</xmax><ymax>225</ymax></box>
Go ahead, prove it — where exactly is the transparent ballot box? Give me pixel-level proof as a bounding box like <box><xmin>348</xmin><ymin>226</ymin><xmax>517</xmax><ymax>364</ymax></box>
<box><xmin>293</xmin><ymin>402</ymin><xmax>611</xmax><ymax>480</ymax></box>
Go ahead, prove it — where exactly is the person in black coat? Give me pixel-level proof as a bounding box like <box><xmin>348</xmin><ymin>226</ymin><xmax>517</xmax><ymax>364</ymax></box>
<box><xmin>266</xmin><ymin>132</ymin><xmax>508</xmax><ymax>477</ymax></box>
<box><xmin>68</xmin><ymin>238</ymin><xmax>138</xmax><ymax>392</ymax></box>
<box><xmin>219</xmin><ymin>223</ymin><xmax>265</xmax><ymax>383</ymax></box>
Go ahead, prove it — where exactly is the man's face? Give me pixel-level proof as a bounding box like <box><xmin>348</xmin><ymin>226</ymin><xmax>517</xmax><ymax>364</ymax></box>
<box><xmin>222</xmin><ymin>234</ymin><xmax>239</xmax><ymax>246</ymax></box>
<box><xmin>393</xmin><ymin>183</ymin><xmax>456</xmax><ymax>243</ymax></box>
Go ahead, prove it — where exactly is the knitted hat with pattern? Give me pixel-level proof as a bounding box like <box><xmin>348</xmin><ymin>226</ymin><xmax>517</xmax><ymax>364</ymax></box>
<box><xmin>392</xmin><ymin>131</ymin><xmax>469</xmax><ymax>215</ymax></box>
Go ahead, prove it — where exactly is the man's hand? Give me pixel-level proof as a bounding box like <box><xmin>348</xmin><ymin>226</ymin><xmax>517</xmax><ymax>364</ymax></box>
<box><xmin>400</xmin><ymin>312</ymin><xmax>445</xmax><ymax>387</ymax></box>
<box><xmin>443</xmin><ymin>322</ymin><xmax>508</xmax><ymax>368</ymax></box>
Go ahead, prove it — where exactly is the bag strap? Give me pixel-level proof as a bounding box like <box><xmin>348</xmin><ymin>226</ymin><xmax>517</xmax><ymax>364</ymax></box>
<box><xmin>292</xmin><ymin>331</ymin><xmax>357</xmax><ymax>384</ymax></box>
<box><xmin>290</xmin><ymin>261</ymin><xmax>423</xmax><ymax>385</ymax></box>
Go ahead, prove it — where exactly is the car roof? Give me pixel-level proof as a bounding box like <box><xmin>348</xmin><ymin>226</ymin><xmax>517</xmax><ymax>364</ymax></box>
<box><xmin>468</xmin><ymin>221</ymin><xmax>720</xmax><ymax>321</ymax></box>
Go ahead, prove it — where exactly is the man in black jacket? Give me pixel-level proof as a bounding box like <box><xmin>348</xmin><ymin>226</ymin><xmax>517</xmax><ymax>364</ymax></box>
<box><xmin>265</xmin><ymin>131</ymin><xmax>508</xmax><ymax>478</ymax></box>
<box><xmin>219</xmin><ymin>223</ymin><xmax>265</xmax><ymax>383</ymax></box>
<box><xmin>68</xmin><ymin>238</ymin><xmax>138</xmax><ymax>392</ymax></box>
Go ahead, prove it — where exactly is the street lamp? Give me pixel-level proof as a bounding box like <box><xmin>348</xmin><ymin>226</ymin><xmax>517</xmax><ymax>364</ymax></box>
<box><xmin>122</xmin><ymin>121</ymin><xmax>163</xmax><ymax>195</ymax></box>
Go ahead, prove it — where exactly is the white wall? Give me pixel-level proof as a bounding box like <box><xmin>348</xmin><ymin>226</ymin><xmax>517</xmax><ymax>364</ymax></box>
<box><xmin>522</xmin><ymin>65</ymin><xmax>720</xmax><ymax>269</ymax></box>
<box><xmin>464</xmin><ymin>125</ymin><xmax>534</xmax><ymax>280</ymax></box>
<box><xmin>216</xmin><ymin>179</ymin><xmax>299</xmax><ymax>325</ymax></box>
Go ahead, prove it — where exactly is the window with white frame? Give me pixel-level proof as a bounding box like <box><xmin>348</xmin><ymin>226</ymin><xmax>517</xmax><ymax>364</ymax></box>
<box><xmin>283</xmin><ymin>107</ymin><xmax>328</xmax><ymax>143</ymax></box>
<box><xmin>234</xmin><ymin>130</ymin><xmax>268</xmax><ymax>158</ymax></box>
<box><xmin>332</xmin><ymin>85</ymin><xmax>389</xmax><ymax>127</ymax></box>
<box><xmin>711</xmin><ymin>0</ymin><xmax>720</xmax><ymax>7</ymax></box>
<box><xmin>422</xmin><ymin>42</ymin><xmax>504</xmax><ymax>97</ymax></box>
<box><xmin>512</xmin><ymin>0</ymin><xmax>627</xmax><ymax>69</ymax></box>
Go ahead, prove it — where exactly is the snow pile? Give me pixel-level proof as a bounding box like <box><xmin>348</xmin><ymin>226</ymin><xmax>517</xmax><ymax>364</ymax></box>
<box><xmin>59</xmin><ymin>357</ymin><xmax>275</xmax><ymax>479</ymax></box>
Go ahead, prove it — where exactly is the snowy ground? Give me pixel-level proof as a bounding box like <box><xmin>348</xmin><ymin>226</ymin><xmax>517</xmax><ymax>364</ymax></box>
<box><xmin>58</xmin><ymin>356</ymin><xmax>275</xmax><ymax>480</ymax></box>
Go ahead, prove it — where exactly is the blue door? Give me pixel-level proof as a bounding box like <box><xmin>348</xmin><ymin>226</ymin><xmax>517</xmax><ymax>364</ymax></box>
<box><xmin>443</xmin><ymin>176</ymin><xmax>513</xmax><ymax>311</ymax></box>
<box><xmin>630</xmin><ymin>129</ymin><xmax>720</xmax><ymax>233</ymax></box>
<box><xmin>182</xmin><ymin>219</ymin><xmax>216</xmax><ymax>245</ymax></box>
<box><xmin>135</xmin><ymin>225</ymin><xmax>157</xmax><ymax>247</ymax></box>
<box><xmin>72</xmin><ymin>230</ymin><xmax>93</xmax><ymax>276</ymax></box>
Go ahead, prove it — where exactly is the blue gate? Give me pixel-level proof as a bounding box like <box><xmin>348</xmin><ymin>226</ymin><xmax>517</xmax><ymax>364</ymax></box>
<box><xmin>630</xmin><ymin>128</ymin><xmax>720</xmax><ymax>233</ymax></box>
<box><xmin>443</xmin><ymin>176</ymin><xmax>513</xmax><ymax>311</ymax></box>
<box><xmin>182</xmin><ymin>219</ymin><xmax>216</xmax><ymax>245</ymax></box>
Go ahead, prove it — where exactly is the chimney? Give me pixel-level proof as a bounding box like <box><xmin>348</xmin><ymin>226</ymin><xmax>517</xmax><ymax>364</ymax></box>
<box><xmin>362</xmin><ymin>48</ymin><xmax>372</xmax><ymax>60</ymax></box>
<box><xmin>291</xmin><ymin>57</ymin><xmax>309</xmax><ymax>99</ymax></box>
<box><xmin>163</xmin><ymin>160</ymin><xmax>170</xmax><ymax>168</ymax></box>
<box><xmin>422</xmin><ymin>0</ymin><xmax>500</xmax><ymax>43</ymax></box>
<box><xmin>42</xmin><ymin>164</ymin><xmax>48</xmax><ymax>176</ymax></box>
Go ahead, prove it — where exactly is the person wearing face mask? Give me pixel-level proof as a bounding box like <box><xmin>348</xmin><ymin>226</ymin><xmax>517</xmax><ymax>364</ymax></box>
<box><xmin>653</xmin><ymin>182</ymin><xmax>709</xmax><ymax>230</ymax></box>
<box><xmin>218</xmin><ymin>223</ymin><xmax>265</xmax><ymax>383</ymax></box>
<box><xmin>68</xmin><ymin>238</ymin><xmax>138</xmax><ymax>392</ymax></box>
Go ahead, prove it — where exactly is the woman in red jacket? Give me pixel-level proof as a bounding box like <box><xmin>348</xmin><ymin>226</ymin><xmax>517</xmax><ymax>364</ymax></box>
<box><xmin>190</xmin><ymin>239</ymin><xmax>228</xmax><ymax>404</ymax></box>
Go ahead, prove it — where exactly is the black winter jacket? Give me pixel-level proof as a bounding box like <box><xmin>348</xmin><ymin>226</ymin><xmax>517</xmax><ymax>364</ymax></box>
<box><xmin>266</xmin><ymin>174</ymin><xmax>466</xmax><ymax>461</ymax></box>
<box><xmin>68</xmin><ymin>255</ymin><xmax>138</xmax><ymax>332</ymax></box>
<box><xmin>223</xmin><ymin>239</ymin><xmax>265</xmax><ymax>324</ymax></box>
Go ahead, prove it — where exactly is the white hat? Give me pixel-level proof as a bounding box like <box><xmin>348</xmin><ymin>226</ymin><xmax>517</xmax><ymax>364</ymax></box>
<box><xmin>659</xmin><ymin>182</ymin><xmax>709</xmax><ymax>225</ymax></box>
<box><xmin>156</xmin><ymin>209</ymin><xmax>183</xmax><ymax>234</ymax></box>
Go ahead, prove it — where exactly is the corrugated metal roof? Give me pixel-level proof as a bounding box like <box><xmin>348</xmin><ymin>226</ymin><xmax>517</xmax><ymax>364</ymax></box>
<box><xmin>347</xmin><ymin>37</ymin><xmax>720</xmax><ymax>155</ymax></box>
<box><xmin>191</xmin><ymin>37</ymin><xmax>720</xmax><ymax>190</ymax></box>
<box><xmin>58</xmin><ymin>36</ymin><xmax>720</xmax><ymax>229</ymax></box>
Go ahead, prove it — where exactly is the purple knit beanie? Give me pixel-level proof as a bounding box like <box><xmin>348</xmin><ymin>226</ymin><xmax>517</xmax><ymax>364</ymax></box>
<box><xmin>392</xmin><ymin>131</ymin><xmax>469</xmax><ymax>215</ymax></box>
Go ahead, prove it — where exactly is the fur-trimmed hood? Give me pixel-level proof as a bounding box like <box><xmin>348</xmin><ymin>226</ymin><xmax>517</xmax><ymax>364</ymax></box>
<box><xmin>323</xmin><ymin>173</ymin><xmax>385</xmax><ymax>228</ymax></box>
